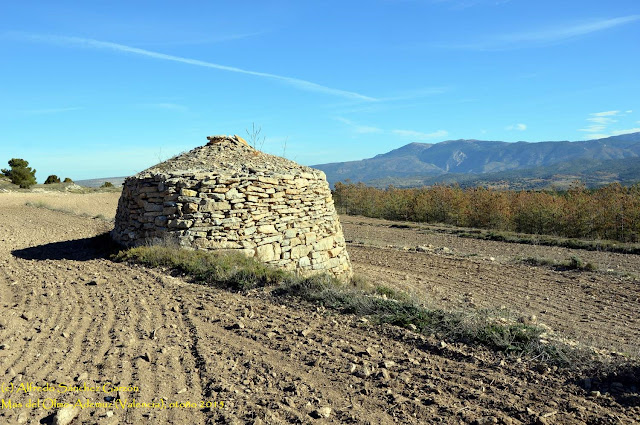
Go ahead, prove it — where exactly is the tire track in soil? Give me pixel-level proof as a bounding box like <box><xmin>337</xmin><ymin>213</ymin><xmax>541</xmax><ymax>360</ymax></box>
<box><xmin>5</xmin><ymin>262</ymin><xmax>81</xmax><ymax>381</ymax></box>
<box><xmin>96</xmin><ymin>274</ymin><xmax>142</xmax><ymax>425</ymax></box>
<box><xmin>137</xmin><ymin>274</ymin><xmax>207</xmax><ymax>425</ymax></box>
<box><xmin>0</xmin><ymin>260</ymin><xmax>54</xmax><ymax>377</ymax></box>
<box><xmin>47</xmin><ymin>277</ymin><xmax>98</xmax><ymax>382</ymax></box>
<box><xmin>117</xmin><ymin>273</ymin><xmax>166</xmax><ymax>425</ymax></box>
<box><xmin>92</xmin><ymin>283</ymin><xmax>116</xmax><ymax>368</ymax></box>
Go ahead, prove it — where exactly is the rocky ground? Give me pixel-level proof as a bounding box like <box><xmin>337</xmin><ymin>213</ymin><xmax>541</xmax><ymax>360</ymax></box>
<box><xmin>0</xmin><ymin>192</ymin><xmax>638</xmax><ymax>424</ymax></box>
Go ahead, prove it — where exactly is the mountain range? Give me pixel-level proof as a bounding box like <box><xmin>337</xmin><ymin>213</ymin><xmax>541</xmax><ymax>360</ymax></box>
<box><xmin>313</xmin><ymin>132</ymin><xmax>640</xmax><ymax>189</ymax></box>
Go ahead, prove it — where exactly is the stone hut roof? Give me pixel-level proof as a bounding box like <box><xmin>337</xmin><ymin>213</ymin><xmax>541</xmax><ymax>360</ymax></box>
<box><xmin>141</xmin><ymin>135</ymin><xmax>321</xmax><ymax>177</ymax></box>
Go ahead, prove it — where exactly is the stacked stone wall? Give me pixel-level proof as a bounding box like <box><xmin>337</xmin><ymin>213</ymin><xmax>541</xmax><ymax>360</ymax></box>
<box><xmin>112</xmin><ymin>170</ymin><xmax>352</xmax><ymax>280</ymax></box>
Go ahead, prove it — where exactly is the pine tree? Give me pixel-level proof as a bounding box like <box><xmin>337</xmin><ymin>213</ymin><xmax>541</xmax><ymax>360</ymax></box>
<box><xmin>1</xmin><ymin>158</ymin><xmax>37</xmax><ymax>188</ymax></box>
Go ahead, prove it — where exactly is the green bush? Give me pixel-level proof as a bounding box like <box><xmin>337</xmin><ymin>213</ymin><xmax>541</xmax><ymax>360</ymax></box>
<box><xmin>567</xmin><ymin>256</ymin><xmax>597</xmax><ymax>271</ymax></box>
<box><xmin>44</xmin><ymin>175</ymin><xmax>61</xmax><ymax>184</ymax></box>
<box><xmin>1</xmin><ymin>158</ymin><xmax>36</xmax><ymax>188</ymax></box>
<box><xmin>63</xmin><ymin>177</ymin><xmax>73</xmax><ymax>183</ymax></box>
<box><xmin>100</xmin><ymin>181</ymin><xmax>114</xmax><ymax>188</ymax></box>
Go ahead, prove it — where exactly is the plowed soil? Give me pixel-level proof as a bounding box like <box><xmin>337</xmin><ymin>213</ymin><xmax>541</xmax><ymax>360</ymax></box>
<box><xmin>0</xmin><ymin>192</ymin><xmax>638</xmax><ymax>424</ymax></box>
<box><xmin>340</xmin><ymin>216</ymin><xmax>640</xmax><ymax>358</ymax></box>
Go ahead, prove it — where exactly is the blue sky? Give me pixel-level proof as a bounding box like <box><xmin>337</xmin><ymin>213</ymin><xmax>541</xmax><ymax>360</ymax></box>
<box><xmin>1</xmin><ymin>0</ymin><xmax>639</xmax><ymax>181</ymax></box>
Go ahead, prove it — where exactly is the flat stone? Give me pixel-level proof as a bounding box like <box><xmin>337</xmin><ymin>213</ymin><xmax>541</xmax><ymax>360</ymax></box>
<box><xmin>314</xmin><ymin>236</ymin><xmax>334</xmax><ymax>251</ymax></box>
<box><xmin>290</xmin><ymin>245</ymin><xmax>311</xmax><ymax>259</ymax></box>
<box><xmin>258</xmin><ymin>176</ymin><xmax>278</xmax><ymax>185</ymax></box>
<box><xmin>181</xmin><ymin>189</ymin><xmax>198</xmax><ymax>197</ymax></box>
<box><xmin>255</xmin><ymin>244</ymin><xmax>276</xmax><ymax>262</ymax></box>
<box><xmin>143</xmin><ymin>203</ymin><xmax>163</xmax><ymax>212</ymax></box>
<box><xmin>257</xmin><ymin>224</ymin><xmax>277</xmax><ymax>234</ymax></box>
<box><xmin>201</xmin><ymin>200</ymin><xmax>231</xmax><ymax>211</ymax></box>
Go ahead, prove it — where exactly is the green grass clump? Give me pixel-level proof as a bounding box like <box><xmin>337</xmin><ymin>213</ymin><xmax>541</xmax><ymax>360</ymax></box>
<box><xmin>519</xmin><ymin>256</ymin><xmax>597</xmax><ymax>272</ymax></box>
<box><xmin>114</xmin><ymin>244</ymin><xmax>591</xmax><ymax>366</ymax></box>
<box><xmin>25</xmin><ymin>200</ymin><xmax>51</xmax><ymax>209</ymax></box>
<box><xmin>114</xmin><ymin>245</ymin><xmax>292</xmax><ymax>291</ymax></box>
<box><xmin>25</xmin><ymin>200</ymin><xmax>73</xmax><ymax>215</ymax></box>
<box><xmin>457</xmin><ymin>229</ymin><xmax>640</xmax><ymax>255</ymax></box>
<box><xmin>25</xmin><ymin>201</ymin><xmax>112</xmax><ymax>221</ymax></box>
<box><xmin>374</xmin><ymin>285</ymin><xmax>411</xmax><ymax>302</ymax></box>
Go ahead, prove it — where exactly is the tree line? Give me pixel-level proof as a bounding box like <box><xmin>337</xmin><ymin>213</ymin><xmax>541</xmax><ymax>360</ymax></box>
<box><xmin>333</xmin><ymin>182</ymin><xmax>640</xmax><ymax>243</ymax></box>
<box><xmin>1</xmin><ymin>158</ymin><xmax>72</xmax><ymax>188</ymax></box>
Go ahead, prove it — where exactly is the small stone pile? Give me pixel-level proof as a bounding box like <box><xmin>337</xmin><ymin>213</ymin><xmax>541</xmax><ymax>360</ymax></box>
<box><xmin>112</xmin><ymin>135</ymin><xmax>352</xmax><ymax>280</ymax></box>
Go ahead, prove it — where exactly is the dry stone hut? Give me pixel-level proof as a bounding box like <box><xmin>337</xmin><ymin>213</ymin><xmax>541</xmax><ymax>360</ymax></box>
<box><xmin>112</xmin><ymin>135</ymin><xmax>352</xmax><ymax>280</ymax></box>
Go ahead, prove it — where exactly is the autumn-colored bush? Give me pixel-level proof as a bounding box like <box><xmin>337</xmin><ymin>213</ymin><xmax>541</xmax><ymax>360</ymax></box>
<box><xmin>333</xmin><ymin>182</ymin><xmax>640</xmax><ymax>243</ymax></box>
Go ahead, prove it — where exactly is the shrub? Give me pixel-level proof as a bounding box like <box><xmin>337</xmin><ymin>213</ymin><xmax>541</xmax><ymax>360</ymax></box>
<box><xmin>44</xmin><ymin>175</ymin><xmax>61</xmax><ymax>184</ymax></box>
<box><xmin>333</xmin><ymin>182</ymin><xmax>640</xmax><ymax>244</ymax></box>
<box><xmin>1</xmin><ymin>158</ymin><xmax>37</xmax><ymax>188</ymax></box>
<box><xmin>519</xmin><ymin>256</ymin><xmax>598</xmax><ymax>271</ymax></box>
<box><xmin>567</xmin><ymin>256</ymin><xmax>597</xmax><ymax>271</ymax></box>
<box><xmin>100</xmin><ymin>181</ymin><xmax>114</xmax><ymax>188</ymax></box>
<box><xmin>63</xmin><ymin>177</ymin><xmax>73</xmax><ymax>183</ymax></box>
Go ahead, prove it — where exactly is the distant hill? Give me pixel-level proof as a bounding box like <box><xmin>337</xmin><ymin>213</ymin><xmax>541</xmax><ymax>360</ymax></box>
<box><xmin>74</xmin><ymin>176</ymin><xmax>127</xmax><ymax>188</ymax></box>
<box><xmin>368</xmin><ymin>156</ymin><xmax>640</xmax><ymax>190</ymax></box>
<box><xmin>313</xmin><ymin>133</ymin><xmax>640</xmax><ymax>189</ymax></box>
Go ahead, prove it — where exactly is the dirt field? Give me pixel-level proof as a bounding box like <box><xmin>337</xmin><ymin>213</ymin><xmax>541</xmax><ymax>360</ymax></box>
<box><xmin>341</xmin><ymin>216</ymin><xmax>640</xmax><ymax>358</ymax></box>
<box><xmin>0</xmin><ymin>192</ymin><xmax>638</xmax><ymax>424</ymax></box>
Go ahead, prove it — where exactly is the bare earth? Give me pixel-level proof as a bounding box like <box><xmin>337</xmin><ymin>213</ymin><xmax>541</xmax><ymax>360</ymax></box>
<box><xmin>340</xmin><ymin>216</ymin><xmax>640</xmax><ymax>358</ymax></box>
<box><xmin>0</xmin><ymin>192</ymin><xmax>638</xmax><ymax>424</ymax></box>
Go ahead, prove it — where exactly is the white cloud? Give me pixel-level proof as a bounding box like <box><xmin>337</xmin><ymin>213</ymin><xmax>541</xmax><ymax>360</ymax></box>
<box><xmin>503</xmin><ymin>16</ymin><xmax>640</xmax><ymax>43</ymax></box>
<box><xmin>336</xmin><ymin>117</ymin><xmax>383</xmax><ymax>134</ymax></box>
<box><xmin>591</xmin><ymin>110</ymin><xmax>620</xmax><ymax>117</ymax></box>
<box><xmin>587</xmin><ymin>116</ymin><xmax>617</xmax><ymax>125</ymax></box>
<box><xmin>611</xmin><ymin>128</ymin><xmax>640</xmax><ymax>136</ymax></box>
<box><xmin>579</xmin><ymin>110</ymin><xmax>638</xmax><ymax>137</ymax></box>
<box><xmin>20</xmin><ymin>107</ymin><xmax>83</xmax><ymax>115</ymax></box>
<box><xmin>440</xmin><ymin>15</ymin><xmax>640</xmax><ymax>50</ymax></box>
<box><xmin>145</xmin><ymin>31</ymin><xmax>266</xmax><ymax>47</ymax></box>
<box><xmin>584</xmin><ymin>129</ymin><xmax>640</xmax><ymax>139</ymax></box>
<box><xmin>506</xmin><ymin>123</ymin><xmax>527</xmax><ymax>131</ymax></box>
<box><xmin>392</xmin><ymin>129</ymin><xmax>448</xmax><ymax>140</ymax></box>
<box><xmin>9</xmin><ymin>33</ymin><xmax>376</xmax><ymax>102</ymax></box>
<box><xmin>579</xmin><ymin>124</ymin><xmax>606</xmax><ymax>133</ymax></box>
